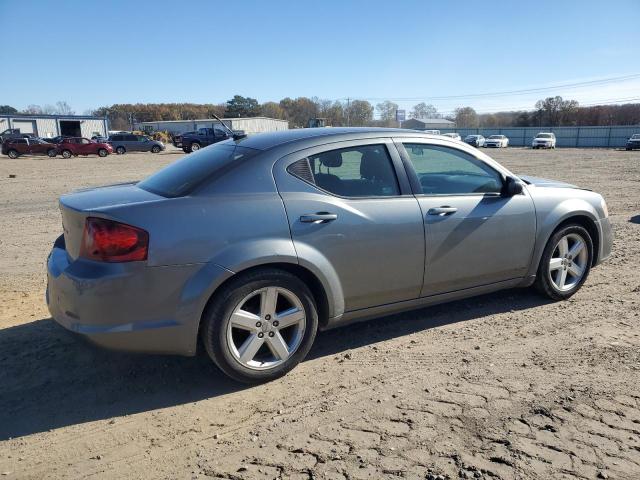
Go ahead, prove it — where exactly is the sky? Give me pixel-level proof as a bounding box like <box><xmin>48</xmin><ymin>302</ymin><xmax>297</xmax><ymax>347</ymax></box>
<box><xmin>1</xmin><ymin>0</ymin><xmax>639</xmax><ymax>117</ymax></box>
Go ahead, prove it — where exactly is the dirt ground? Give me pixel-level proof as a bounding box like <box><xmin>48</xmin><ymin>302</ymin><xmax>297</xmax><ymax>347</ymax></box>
<box><xmin>0</xmin><ymin>146</ymin><xmax>639</xmax><ymax>480</ymax></box>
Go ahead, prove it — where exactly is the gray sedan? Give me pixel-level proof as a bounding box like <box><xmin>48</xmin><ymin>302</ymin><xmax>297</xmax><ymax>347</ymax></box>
<box><xmin>47</xmin><ymin>128</ymin><xmax>612</xmax><ymax>383</ymax></box>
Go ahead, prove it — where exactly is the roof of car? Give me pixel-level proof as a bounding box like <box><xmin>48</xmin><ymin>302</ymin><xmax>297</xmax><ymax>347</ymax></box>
<box><xmin>234</xmin><ymin>127</ymin><xmax>441</xmax><ymax>151</ymax></box>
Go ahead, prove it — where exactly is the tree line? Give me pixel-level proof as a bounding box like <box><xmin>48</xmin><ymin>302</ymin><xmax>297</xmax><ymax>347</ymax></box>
<box><xmin>2</xmin><ymin>95</ymin><xmax>639</xmax><ymax>130</ymax></box>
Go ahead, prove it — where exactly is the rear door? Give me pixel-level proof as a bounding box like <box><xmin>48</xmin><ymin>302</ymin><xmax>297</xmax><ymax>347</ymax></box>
<box><xmin>274</xmin><ymin>139</ymin><xmax>425</xmax><ymax>312</ymax></box>
<box><xmin>396</xmin><ymin>139</ymin><xmax>536</xmax><ymax>295</ymax></box>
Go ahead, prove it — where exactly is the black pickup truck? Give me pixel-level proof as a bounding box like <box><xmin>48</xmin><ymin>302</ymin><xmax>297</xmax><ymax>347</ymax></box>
<box><xmin>179</xmin><ymin>126</ymin><xmax>232</xmax><ymax>153</ymax></box>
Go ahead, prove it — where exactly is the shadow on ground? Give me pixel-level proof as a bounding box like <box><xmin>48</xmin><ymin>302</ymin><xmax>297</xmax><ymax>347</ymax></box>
<box><xmin>0</xmin><ymin>289</ymin><xmax>549</xmax><ymax>440</ymax></box>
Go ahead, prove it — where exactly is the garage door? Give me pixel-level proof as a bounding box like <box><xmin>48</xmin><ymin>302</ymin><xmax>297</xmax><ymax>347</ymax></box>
<box><xmin>12</xmin><ymin>120</ymin><xmax>37</xmax><ymax>135</ymax></box>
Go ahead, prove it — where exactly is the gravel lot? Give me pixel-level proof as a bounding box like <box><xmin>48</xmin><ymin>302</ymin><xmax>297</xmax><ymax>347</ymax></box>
<box><xmin>0</xmin><ymin>146</ymin><xmax>639</xmax><ymax>479</ymax></box>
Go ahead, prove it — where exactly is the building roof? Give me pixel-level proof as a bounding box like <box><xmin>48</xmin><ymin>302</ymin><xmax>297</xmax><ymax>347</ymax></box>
<box><xmin>137</xmin><ymin>117</ymin><xmax>288</xmax><ymax>124</ymax></box>
<box><xmin>405</xmin><ymin>118</ymin><xmax>455</xmax><ymax>125</ymax></box>
<box><xmin>0</xmin><ymin>113</ymin><xmax>105</xmax><ymax>120</ymax></box>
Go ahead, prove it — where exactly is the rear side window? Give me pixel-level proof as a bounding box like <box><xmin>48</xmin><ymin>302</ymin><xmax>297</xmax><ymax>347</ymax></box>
<box><xmin>138</xmin><ymin>143</ymin><xmax>259</xmax><ymax>197</ymax></box>
<box><xmin>288</xmin><ymin>144</ymin><xmax>399</xmax><ymax>197</ymax></box>
<box><xmin>403</xmin><ymin>143</ymin><xmax>503</xmax><ymax>195</ymax></box>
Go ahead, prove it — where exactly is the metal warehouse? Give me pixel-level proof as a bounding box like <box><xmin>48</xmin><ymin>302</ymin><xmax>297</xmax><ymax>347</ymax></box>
<box><xmin>0</xmin><ymin>114</ymin><xmax>108</xmax><ymax>139</ymax></box>
<box><xmin>401</xmin><ymin>118</ymin><xmax>456</xmax><ymax>130</ymax></box>
<box><xmin>135</xmin><ymin>117</ymin><xmax>289</xmax><ymax>135</ymax></box>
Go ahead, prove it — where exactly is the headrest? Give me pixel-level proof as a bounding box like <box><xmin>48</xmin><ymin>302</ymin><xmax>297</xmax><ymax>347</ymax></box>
<box><xmin>320</xmin><ymin>151</ymin><xmax>342</xmax><ymax>168</ymax></box>
<box><xmin>360</xmin><ymin>151</ymin><xmax>387</xmax><ymax>179</ymax></box>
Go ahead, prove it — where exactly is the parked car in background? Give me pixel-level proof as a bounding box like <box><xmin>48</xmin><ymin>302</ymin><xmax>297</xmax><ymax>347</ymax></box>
<box><xmin>91</xmin><ymin>135</ymin><xmax>108</xmax><ymax>143</ymax></box>
<box><xmin>532</xmin><ymin>132</ymin><xmax>556</xmax><ymax>149</ymax></box>
<box><xmin>485</xmin><ymin>135</ymin><xmax>509</xmax><ymax>148</ymax></box>
<box><xmin>171</xmin><ymin>131</ymin><xmax>196</xmax><ymax>148</ymax></box>
<box><xmin>57</xmin><ymin>137</ymin><xmax>113</xmax><ymax>158</ymax></box>
<box><xmin>442</xmin><ymin>133</ymin><xmax>462</xmax><ymax>141</ymax></box>
<box><xmin>108</xmin><ymin>134</ymin><xmax>165</xmax><ymax>154</ymax></box>
<box><xmin>423</xmin><ymin>129</ymin><xmax>441</xmax><ymax>135</ymax></box>
<box><xmin>626</xmin><ymin>134</ymin><xmax>640</xmax><ymax>150</ymax></box>
<box><xmin>464</xmin><ymin>134</ymin><xmax>485</xmax><ymax>147</ymax></box>
<box><xmin>45</xmin><ymin>135</ymin><xmax>72</xmax><ymax>144</ymax></box>
<box><xmin>0</xmin><ymin>128</ymin><xmax>35</xmax><ymax>144</ymax></box>
<box><xmin>181</xmin><ymin>126</ymin><xmax>233</xmax><ymax>153</ymax></box>
<box><xmin>2</xmin><ymin>137</ymin><xmax>57</xmax><ymax>158</ymax></box>
<box><xmin>46</xmin><ymin>128</ymin><xmax>612</xmax><ymax>383</ymax></box>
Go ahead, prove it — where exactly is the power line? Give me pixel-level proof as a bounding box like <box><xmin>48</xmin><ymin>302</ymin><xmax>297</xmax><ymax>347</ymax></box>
<box><xmin>343</xmin><ymin>73</ymin><xmax>640</xmax><ymax>102</ymax></box>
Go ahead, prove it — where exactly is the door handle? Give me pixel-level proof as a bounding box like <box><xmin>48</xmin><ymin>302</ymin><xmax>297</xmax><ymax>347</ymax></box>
<box><xmin>300</xmin><ymin>212</ymin><xmax>338</xmax><ymax>223</ymax></box>
<box><xmin>427</xmin><ymin>206</ymin><xmax>458</xmax><ymax>216</ymax></box>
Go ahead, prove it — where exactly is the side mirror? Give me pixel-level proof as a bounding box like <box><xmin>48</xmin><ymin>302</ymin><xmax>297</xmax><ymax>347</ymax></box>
<box><xmin>503</xmin><ymin>176</ymin><xmax>523</xmax><ymax>196</ymax></box>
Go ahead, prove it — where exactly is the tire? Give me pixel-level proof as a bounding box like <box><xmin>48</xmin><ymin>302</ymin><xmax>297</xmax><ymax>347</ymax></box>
<box><xmin>61</xmin><ymin>150</ymin><xmax>72</xmax><ymax>159</ymax></box>
<box><xmin>535</xmin><ymin>224</ymin><xmax>593</xmax><ymax>301</ymax></box>
<box><xmin>190</xmin><ymin>142</ymin><xmax>201</xmax><ymax>152</ymax></box>
<box><xmin>47</xmin><ymin>149</ymin><xmax>57</xmax><ymax>158</ymax></box>
<box><xmin>7</xmin><ymin>149</ymin><xmax>19</xmax><ymax>159</ymax></box>
<box><xmin>116</xmin><ymin>146</ymin><xmax>126</xmax><ymax>155</ymax></box>
<box><xmin>201</xmin><ymin>268</ymin><xmax>319</xmax><ymax>384</ymax></box>
<box><xmin>151</xmin><ymin>145</ymin><xmax>161</xmax><ymax>153</ymax></box>
<box><xmin>98</xmin><ymin>148</ymin><xmax>108</xmax><ymax>157</ymax></box>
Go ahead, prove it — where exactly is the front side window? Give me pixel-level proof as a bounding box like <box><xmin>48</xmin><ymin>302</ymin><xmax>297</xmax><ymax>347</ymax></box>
<box><xmin>403</xmin><ymin>143</ymin><xmax>503</xmax><ymax>195</ymax></box>
<box><xmin>81</xmin><ymin>138</ymin><xmax>91</xmax><ymax>144</ymax></box>
<box><xmin>292</xmin><ymin>144</ymin><xmax>400</xmax><ymax>198</ymax></box>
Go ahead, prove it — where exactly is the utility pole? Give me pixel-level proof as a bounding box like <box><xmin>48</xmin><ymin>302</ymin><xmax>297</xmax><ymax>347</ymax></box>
<box><xmin>346</xmin><ymin>98</ymin><xmax>351</xmax><ymax>127</ymax></box>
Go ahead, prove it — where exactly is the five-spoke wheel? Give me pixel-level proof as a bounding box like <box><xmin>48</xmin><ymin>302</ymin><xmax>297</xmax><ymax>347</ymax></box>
<box><xmin>536</xmin><ymin>224</ymin><xmax>593</xmax><ymax>300</ymax></box>
<box><xmin>201</xmin><ymin>269</ymin><xmax>318</xmax><ymax>383</ymax></box>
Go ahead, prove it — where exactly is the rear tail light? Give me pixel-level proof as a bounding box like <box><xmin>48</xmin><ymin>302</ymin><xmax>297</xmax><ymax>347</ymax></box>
<box><xmin>80</xmin><ymin>217</ymin><xmax>148</xmax><ymax>262</ymax></box>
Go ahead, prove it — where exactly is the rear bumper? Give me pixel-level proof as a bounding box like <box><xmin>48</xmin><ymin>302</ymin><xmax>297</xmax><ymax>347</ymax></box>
<box><xmin>595</xmin><ymin>217</ymin><xmax>613</xmax><ymax>266</ymax></box>
<box><xmin>46</xmin><ymin>237</ymin><xmax>233</xmax><ymax>356</ymax></box>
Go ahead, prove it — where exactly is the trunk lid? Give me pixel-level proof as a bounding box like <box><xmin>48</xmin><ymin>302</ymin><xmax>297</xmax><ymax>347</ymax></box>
<box><xmin>59</xmin><ymin>182</ymin><xmax>164</xmax><ymax>259</ymax></box>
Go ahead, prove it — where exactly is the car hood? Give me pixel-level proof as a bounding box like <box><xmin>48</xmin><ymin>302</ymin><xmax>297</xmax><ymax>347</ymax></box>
<box><xmin>519</xmin><ymin>175</ymin><xmax>580</xmax><ymax>189</ymax></box>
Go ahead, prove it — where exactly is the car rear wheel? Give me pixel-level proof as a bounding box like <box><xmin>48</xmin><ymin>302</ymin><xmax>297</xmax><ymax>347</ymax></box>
<box><xmin>190</xmin><ymin>142</ymin><xmax>201</xmax><ymax>152</ymax></box>
<box><xmin>98</xmin><ymin>148</ymin><xmax>108</xmax><ymax>157</ymax></box>
<box><xmin>201</xmin><ymin>269</ymin><xmax>318</xmax><ymax>383</ymax></box>
<box><xmin>116</xmin><ymin>146</ymin><xmax>126</xmax><ymax>155</ymax></box>
<box><xmin>535</xmin><ymin>224</ymin><xmax>593</xmax><ymax>300</ymax></box>
<box><xmin>61</xmin><ymin>150</ymin><xmax>72</xmax><ymax>159</ymax></box>
<box><xmin>7</xmin><ymin>149</ymin><xmax>19</xmax><ymax>159</ymax></box>
<box><xmin>151</xmin><ymin>145</ymin><xmax>161</xmax><ymax>153</ymax></box>
<box><xmin>47</xmin><ymin>149</ymin><xmax>57</xmax><ymax>158</ymax></box>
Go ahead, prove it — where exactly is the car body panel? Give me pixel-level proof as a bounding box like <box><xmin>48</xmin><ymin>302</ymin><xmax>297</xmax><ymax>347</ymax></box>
<box><xmin>46</xmin><ymin>128</ymin><xmax>613</xmax><ymax>356</ymax></box>
<box><xmin>57</xmin><ymin>137</ymin><xmax>113</xmax><ymax>156</ymax></box>
<box><xmin>109</xmin><ymin>134</ymin><xmax>165</xmax><ymax>153</ymax></box>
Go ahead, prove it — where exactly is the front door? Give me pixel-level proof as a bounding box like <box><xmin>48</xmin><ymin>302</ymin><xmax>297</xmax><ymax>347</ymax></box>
<box><xmin>397</xmin><ymin>141</ymin><xmax>536</xmax><ymax>295</ymax></box>
<box><xmin>275</xmin><ymin>140</ymin><xmax>425</xmax><ymax>312</ymax></box>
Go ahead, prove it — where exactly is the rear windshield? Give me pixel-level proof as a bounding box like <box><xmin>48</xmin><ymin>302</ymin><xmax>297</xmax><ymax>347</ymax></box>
<box><xmin>138</xmin><ymin>143</ymin><xmax>259</xmax><ymax>197</ymax></box>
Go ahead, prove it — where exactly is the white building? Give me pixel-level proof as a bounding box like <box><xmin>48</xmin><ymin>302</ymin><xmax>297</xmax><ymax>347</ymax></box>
<box><xmin>135</xmin><ymin>117</ymin><xmax>289</xmax><ymax>135</ymax></box>
<box><xmin>401</xmin><ymin>118</ymin><xmax>456</xmax><ymax>131</ymax></box>
<box><xmin>0</xmin><ymin>114</ymin><xmax>108</xmax><ymax>138</ymax></box>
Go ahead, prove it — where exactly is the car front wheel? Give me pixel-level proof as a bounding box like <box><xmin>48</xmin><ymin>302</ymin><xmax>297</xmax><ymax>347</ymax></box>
<box><xmin>7</xmin><ymin>149</ymin><xmax>19</xmax><ymax>159</ymax></box>
<box><xmin>190</xmin><ymin>142</ymin><xmax>201</xmax><ymax>152</ymax></box>
<box><xmin>535</xmin><ymin>224</ymin><xmax>593</xmax><ymax>300</ymax></box>
<box><xmin>116</xmin><ymin>146</ymin><xmax>125</xmax><ymax>155</ymax></box>
<box><xmin>47</xmin><ymin>149</ymin><xmax>57</xmax><ymax>158</ymax></box>
<box><xmin>61</xmin><ymin>150</ymin><xmax>72</xmax><ymax>159</ymax></box>
<box><xmin>151</xmin><ymin>145</ymin><xmax>161</xmax><ymax>153</ymax></box>
<box><xmin>201</xmin><ymin>269</ymin><xmax>318</xmax><ymax>383</ymax></box>
<box><xmin>98</xmin><ymin>148</ymin><xmax>108</xmax><ymax>157</ymax></box>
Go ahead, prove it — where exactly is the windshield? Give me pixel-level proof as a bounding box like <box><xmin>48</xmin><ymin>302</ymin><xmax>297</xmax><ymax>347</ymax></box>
<box><xmin>465</xmin><ymin>135</ymin><xmax>477</xmax><ymax>139</ymax></box>
<box><xmin>536</xmin><ymin>133</ymin><xmax>552</xmax><ymax>139</ymax></box>
<box><xmin>489</xmin><ymin>135</ymin><xmax>502</xmax><ymax>139</ymax></box>
<box><xmin>138</xmin><ymin>143</ymin><xmax>259</xmax><ymax>197</ymax></box>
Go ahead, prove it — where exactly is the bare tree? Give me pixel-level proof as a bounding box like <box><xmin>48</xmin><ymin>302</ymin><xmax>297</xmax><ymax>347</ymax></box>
<box><xmin>454</xmin><ymin>107</ymin><xmax>479</xmax><ymax>128</ymax></box>
<box><xmin>55</xmin><ymin>101</ymin><xmax>75</xmax><ymax>115</ymax></box>
<box><xmin>23</xmin><ymin>105</ymin><xmax>43</xmax><ymax>114</ymax></box>
<box><xmin>410</xmin><ymin>103</ymin><xmax>439</xmax><ymax>119</ymax></box>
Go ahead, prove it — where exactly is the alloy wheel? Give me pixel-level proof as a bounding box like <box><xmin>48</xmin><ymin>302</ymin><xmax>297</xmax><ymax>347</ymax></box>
<box><xmin>548</xmin><ymin>233</ymin><xmax>588</xmax><ymax>291</ymax></box>
<box><xmin>226</xmin><ymin>286</ymin><xmax>306</xmax><ymax>370</ymax></box>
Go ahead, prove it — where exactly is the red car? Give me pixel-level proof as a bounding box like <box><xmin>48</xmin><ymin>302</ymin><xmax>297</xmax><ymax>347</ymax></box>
<box><xmin>2</xmin><ymin>137</ymin><xmax>58</xmax><ymax>158</ymax></box>
<box><xmin>57</xmin><ymin>137</ymin><xmax>113</xmax><ymax>158</ymax></box>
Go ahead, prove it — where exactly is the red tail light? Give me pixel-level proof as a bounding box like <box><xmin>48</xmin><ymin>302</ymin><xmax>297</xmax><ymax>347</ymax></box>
<box><xmin>80</xmin><ymin>217</ymin><xmax>148</xmax><ymax>262</ymax></box>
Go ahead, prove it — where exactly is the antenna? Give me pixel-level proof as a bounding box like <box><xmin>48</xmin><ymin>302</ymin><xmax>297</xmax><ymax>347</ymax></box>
<box><xmin>211</xmin><ymin>113</ymin><xmax>245</xmax><ymax>139</ymax></box>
